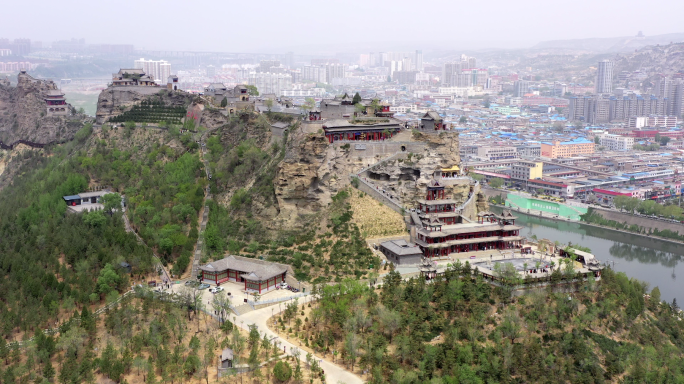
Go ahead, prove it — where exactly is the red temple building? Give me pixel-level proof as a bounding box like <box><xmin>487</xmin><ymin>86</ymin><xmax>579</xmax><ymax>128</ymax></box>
<box><xmin>412</xmin><ymin>180</ymin><xmax>524</xmax><ymax>257</ymax></box>
<box><xmin>322</xmin><ymin>118</ymin><xmax>403</xmax><ymax>143</ymax></box>
<box><xmin>45</xmin><ymin>89</ymin><xmax>68</xmax><ymax>116</ymax></box>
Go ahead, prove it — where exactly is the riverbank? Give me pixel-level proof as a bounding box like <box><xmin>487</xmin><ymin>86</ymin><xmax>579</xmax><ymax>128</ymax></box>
<box><xmin>492</xmin><ymin>204</ymin><xmax>684</xmax><ymax>246</ymax></box>
<box><xmin>485</xmin><ymin>188</ymin><xmax>684</xmax><ymax>236</ymax></box>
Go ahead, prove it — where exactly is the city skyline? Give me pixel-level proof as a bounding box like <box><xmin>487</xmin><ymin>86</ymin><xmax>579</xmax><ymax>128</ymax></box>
<box><xmin>1</xmin><ymin>0</ymin><xmax>684</xmax><ymax>53</ymax></box>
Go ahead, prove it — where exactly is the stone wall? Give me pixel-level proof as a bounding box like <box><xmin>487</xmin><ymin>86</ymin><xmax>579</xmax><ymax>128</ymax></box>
<box><xmin>593</xmin><ymin>208</ymin><xmax>684</xmax><ymax>235</ymax></box>
<box><xmin>353</xmin><ymin>175</ymin><xmax>405</xmax><ymax>214</ymax></box>
<box><xmin>341</xmin><ymin>141</ymin><xmax>427</xmax><ymax>159</ymax></box>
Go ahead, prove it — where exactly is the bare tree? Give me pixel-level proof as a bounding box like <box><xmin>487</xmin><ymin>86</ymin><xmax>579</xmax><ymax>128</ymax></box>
<box><xmin>211</xmin><ymin>292</ymin><xmax>232</xmax><ymax>325</ymax></box>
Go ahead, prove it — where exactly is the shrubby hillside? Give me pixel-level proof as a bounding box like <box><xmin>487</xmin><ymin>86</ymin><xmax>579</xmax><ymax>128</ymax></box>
<box><xmin>278</xmin><ymin>265</ymin><xmax>684</xmax><ymax>383</ymax></box>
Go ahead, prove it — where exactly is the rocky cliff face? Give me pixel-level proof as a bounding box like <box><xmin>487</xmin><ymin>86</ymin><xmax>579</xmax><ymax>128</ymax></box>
<box><xmin>96</xmin><ymin>86</ymin><xmax>165</xmax><ymax>124</ymax></box>
<box><xmin>0</xmin><ymin>72</ymin><xmax>87</xmax><ymax>144</ymax></box>
<box><xmin>271</xmin><ymin>127</ymin><xmax>487</xmax><ymax>228</ymax></box>
<box><xmin>273</xmin><ymin>122</ymin><xmax>376</xmax><ymax>228</ymax></box>
<box><xmin>364</xmin><ymin>131</ymin><xmax>465</xmax><ymax>204</ymax></box>
<box><xmin>274</xmin><ymin>123</ymin><xmax>335</xmax><ymax>227</ymax></box>
<box><xmin>96</xmin><ymin>86</ymin><xmax>199</xmax><ymax>125</ymax></box>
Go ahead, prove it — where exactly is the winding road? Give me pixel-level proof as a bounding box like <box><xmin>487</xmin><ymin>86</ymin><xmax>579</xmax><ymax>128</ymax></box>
<box><xmin>236</xmin><ymin>295</ymin><xmax>363</xmax><ymax>384</ymax></box>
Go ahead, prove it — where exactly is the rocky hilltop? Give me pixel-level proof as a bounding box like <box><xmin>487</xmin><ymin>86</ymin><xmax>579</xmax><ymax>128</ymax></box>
<box><xmin>90</xmin><ymin>86</ymin><xmax>484</xmax><ymax>230</ymax></box>
<box><xmin>533</xmin><ymin>32</ymin><xmax>684</xmax><ymax>52</ymax></box>
<box><xmin>614</xmin><ymin>42</ymin><xmax>684</xmax><ymax>76</ymax></box>
<box><xmin>96</xmin><ymin>85</ymin><xmax>197</xmax><ymax>125</ymax></box>
<box><xmin>0</xmin><ymin>72</ymin><xmax>88</xmax><ymax>144</ymax></box>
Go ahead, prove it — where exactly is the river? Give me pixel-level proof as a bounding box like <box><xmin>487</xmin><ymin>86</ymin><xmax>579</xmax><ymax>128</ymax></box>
<box><xmin>491</xmin><ymin>206</ymin><xmax>684</xmax><ymax>304</ymax></box>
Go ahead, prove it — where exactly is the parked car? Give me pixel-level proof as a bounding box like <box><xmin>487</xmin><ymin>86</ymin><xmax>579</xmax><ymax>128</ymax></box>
<box><xmin>278</xmin><ymin>282</ymin><xmax>288</xmax><ymax>289</ymax></box>
<box><xmin>209</xmin><ymin>287</ymin><xmax>224</xmax><ymax>294</ymax></box>
<box><xmin>198</xmin><ymin>283</ymin><xmax>210</xmax><ymax>290</ymax></box>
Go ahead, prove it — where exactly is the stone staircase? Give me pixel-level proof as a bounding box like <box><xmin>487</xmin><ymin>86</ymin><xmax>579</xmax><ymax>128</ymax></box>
<box><xmin>232</xmin><ymin>303</ymin><xmax>254</xmax><ymax>316</ymax></box>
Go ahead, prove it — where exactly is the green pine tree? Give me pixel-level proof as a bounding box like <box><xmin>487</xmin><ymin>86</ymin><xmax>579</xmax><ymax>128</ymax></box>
<box><xmin>43</xmin><ymin>361</ymin><xmax>55</xmax><ymax>382</ymax></box>
<box><xmin>352</xmin><ymin>92</ymin><xmax>361</xmax><ymax>105</ymax></box>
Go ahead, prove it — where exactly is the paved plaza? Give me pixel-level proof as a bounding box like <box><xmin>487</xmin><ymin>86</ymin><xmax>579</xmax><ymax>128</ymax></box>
<box><xmin>166</xmin><ymin>278</ymin><xmax>300</xmax><ymax>307</ymax></box>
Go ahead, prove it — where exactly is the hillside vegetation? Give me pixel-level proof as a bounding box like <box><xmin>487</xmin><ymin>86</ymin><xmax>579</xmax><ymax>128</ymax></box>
<box><xmin>0</xmin><ymin>119</ymin><xmax>207</xmax><ymax>340</ymax></box>
<box><xmin>277</xmin><ymin>265</ymin><xmax>684</xmax><ymax>383</ymax></box>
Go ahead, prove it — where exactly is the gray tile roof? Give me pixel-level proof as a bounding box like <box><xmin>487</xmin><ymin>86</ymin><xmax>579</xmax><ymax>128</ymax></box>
<box><xmin>221</xmin><ymin>348</ymin><xmax>233</xmax><ymax>361</ymax></box>
<box><xmin>423</xmin><ymin>111</ymin><xmax>442</xmax><ymax>121</ymax></box>
<box><xmin>199</xmin><ymin>255</ymin><xmax>288</xmax><ymax>281</ymax></box>
<box><xmin>380</xmin><ymin>240</ymin><xmax>423</xmax><ymax>256</ymax></box>
<box><xmin>78</xmin><ymin>191</ymin><xmax>111</xmax><ymax>198</ymax></box>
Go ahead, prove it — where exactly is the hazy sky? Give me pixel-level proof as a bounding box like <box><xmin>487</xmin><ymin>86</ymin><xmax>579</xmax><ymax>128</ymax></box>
<box><xmin>2</xmin><ymin>0</ymin><xmax>684</xmax><ymax>53</ymax></box>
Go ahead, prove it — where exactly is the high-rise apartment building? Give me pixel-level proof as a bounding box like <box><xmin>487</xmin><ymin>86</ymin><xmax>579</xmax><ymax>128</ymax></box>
<box><xmin>654</xmin><ymin>76</ymin><xmax>673</xmax><ymax>98</ymax></box>
<box><xmin>302</xmin><ymin>65</ymin><xmax>326</xmax><ymax>83</ymax></box>
<box><xmin>665</xmin><ymin>80</ymin><xmax>684</xmax><ymax>118</ymax></box>
<box><xmin>568</xmin><ymin>96</ymin><xmax>590</xmax><ymax>121</ymax></box>
<box><xmin>466</xmin><ymin>56</ymin><xmax>476</xmax><ymax>69</ymax></box>
<box><xmin>258</xmin><ymin>60</ymin><xmax>280</xmax><ymax>72</ymax></box>
<box><xmin>442</xmin><ymin>62</ymin><xmax>461</xmax><ymax>86</ymax></box>
<box><xmin>12</xmin><ymin>39</ymin><xmax>31</xmax><ymax>56</ymax></box>
<box><xmin>415</xmin><ymin>50</ymin><xmax>423</xmax><ymax>71</ymax></box>
<box><xmin>247</xmin><ymin>72</ymin><xmax>292</xmax><ymax>95</ymax></box>
<box><xmin>324</xmin><ymin>63</ymin><xmax>345</xmax><ymax>83</ymax></box>
<box><xmin>588</xmin><ymin>97</ymin><xmax>610</xmax><ymax>124</ymax></box>
<box><xmin>206</xmin><ymin>65</ymin><xmax>216</xmax><ymax>77</ymax></box>
<box><xmin>134</xmin><ymin>58</ymin><xmax>171</xmax><ymax>83</ymax></box>
<box><xmin>513</xmin><ymin>80</ymin><xmax>529</xmax><ymax>97</ymax></box>
<box><xmin>455</xmin><ymin>69</ymin><xmax>488</xmax><ymax>87</ymax></box>
<box><xmin>596</xmin><ymin>60</ymin><xmax>614</xmax><ymax>94</ymax></box>
<box><xmin>401</xmin><ymin>57</ymin><xmax>413</xmax><ymax>72</ymax></box>
<box><xmin>390</xmin><ymin>61</ymin><xmax>402</xmax><ymax>77</ymax></box>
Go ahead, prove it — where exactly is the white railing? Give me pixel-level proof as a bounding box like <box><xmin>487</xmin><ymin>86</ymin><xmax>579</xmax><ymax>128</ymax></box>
<box><xmin>247</xmin><ymin>292</ymin><xmax>308</xmax><ymax>307</ymax></box>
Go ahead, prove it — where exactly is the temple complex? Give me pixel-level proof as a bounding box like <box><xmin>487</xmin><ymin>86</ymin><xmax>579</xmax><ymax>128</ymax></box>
<box><xmin>382</xmin><ymin>177</ymin><xmax>523</xmax><ymax>263</ymax></box>
<box><xmin>322</xmin><ymin>118</ymin><xmax>403</xmax><ymax>143</ymax></box>
<box><xmin>204</xmin><ymin>83</ymin><xmax>254</xmax><ymax>113</ymax></box>
<box><xmin>111</xmin><ymin>68</ymin><xmax>158</xmax><ymax>86</ymax></box>
<box><xmin>312</xmin><ymin>94</ymin><xmax>405</xmax><ymax>143</ymax></box>
<box><xmin>414</xmin><ymin>190</ymin><xmax>523</xmax><ymax>257</ymax></box>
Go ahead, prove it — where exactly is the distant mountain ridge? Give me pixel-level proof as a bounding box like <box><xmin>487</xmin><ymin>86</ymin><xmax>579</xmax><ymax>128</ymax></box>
<box><xmin>533</xmin><ymin>33</ymin><xmax>684</xmax><ymax>52</ymax></box>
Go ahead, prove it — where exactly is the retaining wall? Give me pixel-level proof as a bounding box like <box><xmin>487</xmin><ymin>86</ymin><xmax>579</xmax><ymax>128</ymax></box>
<box><xmin>334</xmin><ymin>141</ymin><xmax>427</xmax><ymax>159</ymax></box>
<box><xmin>593</xmin><ymin>208</ymin><xmax>684</xmax><ymax>234</ymax></box>
<box><xmin>353</xmin><ymin>176</ymin><xmax>404</xmax><ymax>214</ymax></box>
